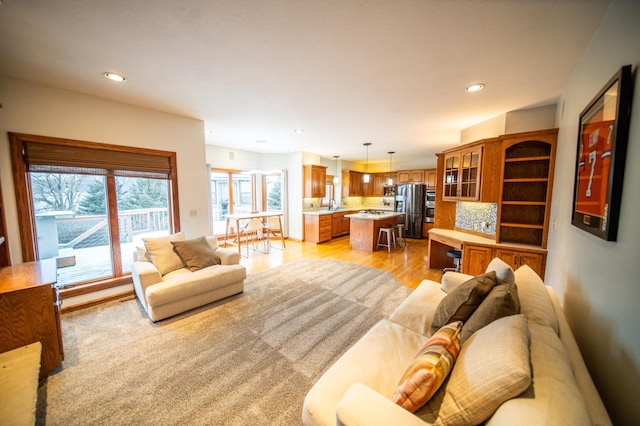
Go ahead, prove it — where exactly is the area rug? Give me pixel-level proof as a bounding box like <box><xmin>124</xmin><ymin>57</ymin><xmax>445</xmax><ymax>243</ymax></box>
<box><xmin>36</xmin><ymin>258</ymin><xmax>413</xmax><ymax>425</ymax></box>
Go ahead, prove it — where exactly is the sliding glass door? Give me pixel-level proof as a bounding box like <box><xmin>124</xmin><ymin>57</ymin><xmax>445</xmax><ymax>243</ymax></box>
<box><xmin>9</xmin><ymin>133</ymin><xmax>179</xmax><ymax>291</ymax></box>
<box><xmin>29</xmin><ymin>173</ymin><xmax>171</xmax><ymax>287</ymax></box>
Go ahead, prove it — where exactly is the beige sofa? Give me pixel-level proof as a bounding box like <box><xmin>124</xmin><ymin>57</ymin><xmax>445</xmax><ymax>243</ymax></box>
<box><xmin>131</xmin><ymin>234</ymin><xmax>246</xmax><ymax>322</ymax></box>
<box><xmin>302</xmin><ymin>259</ymin><xmax>611</xmax><ymax>426</ymax></box>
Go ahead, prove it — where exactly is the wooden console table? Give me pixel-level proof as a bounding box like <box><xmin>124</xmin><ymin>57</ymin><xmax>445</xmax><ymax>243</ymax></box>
<box><xmin>0</xmin><ymin>259</ymin><xmax>63</xmax><ymax>378</ymax></box>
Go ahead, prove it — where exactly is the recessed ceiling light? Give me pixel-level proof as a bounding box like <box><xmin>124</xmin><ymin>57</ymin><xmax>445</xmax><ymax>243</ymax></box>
<box><xmin>293</xmin><ymin>129</ymin><xmax>304</xmax><ymax>133</ymax></box>
<box><xmin>103</xmin><ymin>72</ymin><xmax>126</xmax><ymax>82</ymax></box>
<box><xmin>465</xmin><ymin>83</ymin><xmax>484</xmax><ymax>93</ymax></box>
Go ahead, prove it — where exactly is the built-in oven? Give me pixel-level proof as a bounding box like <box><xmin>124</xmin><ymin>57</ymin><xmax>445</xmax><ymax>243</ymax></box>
<box><xmin>425</xmin><ymin>190</ymin><xmax>436</xmax><ymax>223</ymax></box>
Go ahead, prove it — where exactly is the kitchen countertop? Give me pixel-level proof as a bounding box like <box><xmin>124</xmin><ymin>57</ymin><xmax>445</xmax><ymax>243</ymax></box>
<box><xmin>303</xmin><ymin>208</ymin><xmax>394</xmax><ymax>216</ymax></box>
<box><xmin>345</xmin><ymin>211</ymin><xmax>402</xmax><ymax>220</ymax></box>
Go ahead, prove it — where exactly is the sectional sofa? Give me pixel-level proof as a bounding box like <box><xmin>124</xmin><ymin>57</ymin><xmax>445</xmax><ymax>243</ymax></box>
<box><xmin>302</xmin><ymin>259</ymin><xmax>611</xmax><ymax>425</ymax></box>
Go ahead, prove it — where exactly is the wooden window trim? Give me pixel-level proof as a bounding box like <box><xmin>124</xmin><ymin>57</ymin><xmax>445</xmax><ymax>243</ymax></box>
<box><xmin>9</xmin><ymin>133</ymin><xmax>180</xmax><ymax>263</ymax></box>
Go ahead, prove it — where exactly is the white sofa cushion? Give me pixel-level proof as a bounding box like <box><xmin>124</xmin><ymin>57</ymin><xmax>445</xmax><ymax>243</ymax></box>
<box><xmin>514</xmin><ymin>265</ymin><xmax>559</xmax><ymax>334</ymax></box>
<box><xmin>302</xmin><ymin>319</ymin><xmax>429</xmax><ymax>426</ymax></box>
<box><xmin>486</xmin><ymin>322</ymin><xmax>590</xmax><ymax>425</ymax></box>
<box><xmin>417</xmin><ymin>314</ymin><xmax>531</xmax><ymax>425</ymax></box>
<box><xmin>146</xmin><ymin>264</ymin><xmax>246</xmax><ymax>307</ymax></box>
<box><xmin>142</xmin><ymin>231</ymin><xmax>185</xmax><ymax>275</ymax></box>
<box><xmin>389</xmin><ymin>280</ymin><xmax>447</xmax><ymax>337</ymax></box>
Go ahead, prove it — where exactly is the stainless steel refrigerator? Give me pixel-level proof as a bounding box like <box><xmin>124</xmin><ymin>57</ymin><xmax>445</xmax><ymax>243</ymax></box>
<box><xmin>395</xmin><ymin>184</ymin><xmax>426</xmax><ymax>238</ymax></box>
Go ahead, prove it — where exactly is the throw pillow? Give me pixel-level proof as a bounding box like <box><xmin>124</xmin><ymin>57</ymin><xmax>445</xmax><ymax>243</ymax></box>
<box><xmin>417</xmin><ymin>314</ymin><xmax>531</xmax><ymax>425</ymax></box>
<box><xmin>393</xmin><ymin>321</ymin><xmax>463</xmax><ymax>412</ymax></box>
<box><xmin>430</xmin><ymin>271</ymin><xmax>497</xmax><ymax>335</ymax></box>
<box><xmin>485</xmin><ymin>257</ymin><xmax>516</xmax><ymax>285</ymax></box>
<box><xmin>171</xmin><ymin>236</ymin><xmax>221</xmax><ymax>271</ymax></box>
<box><xmin>460</xmin><ymin>283</ymin><xmax>520</xmax><ymax>343</ymax></box>
<box><xmin>142</xmin><ymin>232</ymin><xmax>185</xmax><ymax>275</ymax></box>
<box><xmin>514</xmin><ymin>265</ymin><xmax>559</xmax><ymax>334</ymax></box>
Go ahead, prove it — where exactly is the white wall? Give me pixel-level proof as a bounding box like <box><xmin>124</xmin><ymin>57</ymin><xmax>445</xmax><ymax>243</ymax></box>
<box><xmin>0</xmin><ymin>77</ymin><xmax>211</xmax><ymax>263</ymax></box>
<box><xmin>546</xmin><ymin>1</ymin><xmax>640</xmax><ymax>422</ymax></box>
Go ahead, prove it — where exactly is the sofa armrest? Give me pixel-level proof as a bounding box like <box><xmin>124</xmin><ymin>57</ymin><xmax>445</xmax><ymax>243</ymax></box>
<box><xmin>336</xmin><ymin>383</ymin><xmax>427</xmax><ymax>426</ymax></box>
<box><xmin>215</xmin><ymin>247</ymin><xmax>240</xmax><ymax>265</ymax></box>
<box><xmin>441</xmin><ymin>271</ymin><xmax>474</xmax><ymax>293</ymax></box>
<box><xmin>131</xmin><ymin>261</ymin><xmax>163</xmax><ymax>309</ymax></box>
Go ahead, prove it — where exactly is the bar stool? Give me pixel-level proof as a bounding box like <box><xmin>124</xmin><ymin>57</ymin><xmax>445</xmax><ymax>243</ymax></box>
<box><xmin>394</xmin><ymin>223</ymin><xmax>406</xmax><ymax>247</ymax></box>
<box><xmin>442</xmin><ymin>249</ymin><xmax>462</xmax><ymax>274</ymax></box>
<box><xmin>376</xmin><ymin>227</ymin><xmax>396</xmax><ymax>253</ymax></box>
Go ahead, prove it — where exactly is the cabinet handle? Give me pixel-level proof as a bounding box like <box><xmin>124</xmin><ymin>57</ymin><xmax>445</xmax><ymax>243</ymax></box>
<box><xmin>519</xmin><ymin>256</ymin><xmax>523</xmax><ymax>266</ymax></box>
<box><xmin>513</xmin><ymin>255</ymin><xmax>517</xmax><ymax>265</ymax></box>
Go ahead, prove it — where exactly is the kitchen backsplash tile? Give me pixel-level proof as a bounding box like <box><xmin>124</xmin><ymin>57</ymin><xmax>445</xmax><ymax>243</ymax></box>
<box><xmin>456</xmin><ymin>202</ymin><xmax>498</xmax><ymax>235</ymax></box>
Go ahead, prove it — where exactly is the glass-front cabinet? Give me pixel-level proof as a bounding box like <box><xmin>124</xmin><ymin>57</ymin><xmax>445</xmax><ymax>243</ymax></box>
<box><xmin>443</xmin><ymin>147</ymin><xmax>482</xmax><ymax>201</ymax></box>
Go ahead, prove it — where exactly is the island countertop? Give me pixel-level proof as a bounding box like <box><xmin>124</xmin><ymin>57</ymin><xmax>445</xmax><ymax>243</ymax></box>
<box><xmin>344</xmin><ymin>211</ymin><xmax>401</xmax><ymax>220</ymax></box>
<box><xmin>347</xmin><ymin>212</ymin><xmax>402</xmax><ymax>251</ymax></box>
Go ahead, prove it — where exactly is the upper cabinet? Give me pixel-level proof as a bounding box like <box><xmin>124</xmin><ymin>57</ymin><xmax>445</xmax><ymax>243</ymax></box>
<box><xmin>303</xmin><ymin>165</ymin><xmax>327</xmax><ymax>198</ymax></box>
<box><xmin>441</xmin><ymin>139</ymin><xmax>501</xmax><ymax>202</ymax></box>
<box><xmin>425</xmin><ymin>169</ymin><xmax>437</xmax><ymax>189</ymax></box>
<box><xmin>497</xmin><ymin>129</ymin><xmax>557</xmax><ymax>248</ymax></box>
<box><xmin>342</xmin><ymin>170</ymin><xmax>364</xmax><ymax>197</ymax></box>
<box><xmin>398</xmin><ymin>170</ymin><xmax>425</xmax><ymax>184</ymax></box>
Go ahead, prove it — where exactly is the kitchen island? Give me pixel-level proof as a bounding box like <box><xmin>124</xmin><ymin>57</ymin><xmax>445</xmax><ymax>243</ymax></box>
<box><xmin>345</xmin><ymin>211</ymin><xmax>402</xmax><ymax>251</ymax></box>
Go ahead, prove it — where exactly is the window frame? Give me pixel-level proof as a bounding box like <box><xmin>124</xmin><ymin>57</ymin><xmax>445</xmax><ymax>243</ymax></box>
<box><xmin>9</xmin><ymin>133</ymin><xmax>180</xmax><ymax>292</ymax></box>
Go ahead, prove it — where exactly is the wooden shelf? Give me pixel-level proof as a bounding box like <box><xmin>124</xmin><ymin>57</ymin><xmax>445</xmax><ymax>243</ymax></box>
<box><xmin>502</xmin><ymin>201</ymin><xmax>546</xmax><ymax>206</ymax></box>
<box><xmin>504</xmin><ymin>155</ymin><xmax>551</xmax><ymax>162</ymax></box>
<box><xmin>500</xmin><ymin>223</ymin><xmax>545</xmax><ymax>229</ymax></box>
<box><xmin>497</xmin><ymin>130</ymin><xmax>558</xmax><ymax>248</ymax></box>
<box><xmin>503</xmin><ymin>178</ymin><xmax>549</xmax><ymax>183</ymax></box>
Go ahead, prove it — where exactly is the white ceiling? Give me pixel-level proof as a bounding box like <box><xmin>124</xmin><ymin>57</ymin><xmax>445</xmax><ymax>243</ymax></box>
<box><xmin>0</xmin><ymin>0</ymin><xmax>611</xmax><ymax>167</ymax></box>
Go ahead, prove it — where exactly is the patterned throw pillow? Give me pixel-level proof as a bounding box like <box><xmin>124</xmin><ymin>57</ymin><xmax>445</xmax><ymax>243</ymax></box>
<box><xmin>430</xmin><ymin>271</ymin><xmax>497</xmax><ymax>335</ymax></box>
<box><xmin>393</xmin><ymin>321</ymin><xmax>463</xmax><ymax>412</ymax></box>
<box><xmin>417</xmin><ymin>315</ymin><xmax>531</xmax><ymax>425</ymax></box>
<box><xmin>171</xmin><ymin>236</ymin><xmax>221</xmax><ymax>271</ymax></box>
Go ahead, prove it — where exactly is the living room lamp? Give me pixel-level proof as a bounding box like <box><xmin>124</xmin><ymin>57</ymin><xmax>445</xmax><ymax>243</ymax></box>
<box><xmin>387</xmin><ymin>151</ymin><xmax>395</xmax><ymax>185</ymax></box>
<box><xmin>363</xmin><ymin>142</ymin><xmax>372</xmax><ymax>183</ymax></box>
<box><xmin>333</xmin><ymin>156</ymin><xmax>340</xmax><ymax>184</ymax></box>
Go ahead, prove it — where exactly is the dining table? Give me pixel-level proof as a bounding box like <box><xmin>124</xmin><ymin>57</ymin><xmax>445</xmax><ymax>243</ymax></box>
<box><xmin>223</xmin><ymin>211</ymin><xmax>285</xmax><ymax>254</ymax></box>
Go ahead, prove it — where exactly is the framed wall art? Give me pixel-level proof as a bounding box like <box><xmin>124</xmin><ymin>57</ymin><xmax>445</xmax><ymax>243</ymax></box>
<box><xmin>571</xmin><ymin>64</ymin><xmax>633</xmax><ymax>241</ymax></box>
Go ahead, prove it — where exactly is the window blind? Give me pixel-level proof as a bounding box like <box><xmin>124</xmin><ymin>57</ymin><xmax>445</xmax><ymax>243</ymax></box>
<box><xmin>23</xmin><ymin>141</ymin><xmax>173</xmax><ymax>179</ymax></box>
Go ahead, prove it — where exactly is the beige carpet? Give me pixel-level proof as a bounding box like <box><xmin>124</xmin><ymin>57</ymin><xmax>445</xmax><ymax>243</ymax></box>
<box><xmin>37</xmin><ymin>258</ymin><xmax>413</xmax><ymax>425</ymax></box>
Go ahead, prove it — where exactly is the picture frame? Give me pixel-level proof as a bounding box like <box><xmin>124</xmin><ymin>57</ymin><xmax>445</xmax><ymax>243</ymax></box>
<box><xmin>571</xmin><ymin>64</ymin><xmax>633</xmax><ymax>241</ymax></box>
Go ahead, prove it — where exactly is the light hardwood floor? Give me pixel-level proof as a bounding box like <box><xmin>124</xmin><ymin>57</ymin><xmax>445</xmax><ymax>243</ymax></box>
<box><xmin>230</xmin><ymin>235</ymin><xmax>443</xmax><ymax>289</ymax></box>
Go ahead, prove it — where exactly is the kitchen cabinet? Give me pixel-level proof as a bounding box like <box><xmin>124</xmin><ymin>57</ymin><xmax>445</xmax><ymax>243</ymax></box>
<box><xmin>0</xmin><ymin>259</ymin><xmax>63</xmax><ymax>378</ymax></box>
<box><xmin>303</xmin><ymin>165</ymin><xmax>327</xmax><ymax>198</ymax></box>
<box><xmin>425</xmin><ymin>169</ymin><xmax>437</xmax><ymax>189</ymax></box>
<box><xmin>398</xmin><ymin>170</ymin><xmax>425</xmax><ymax>184</ymax></box>
<box><xmin>303</xmin><ymin>214</ymin><xmax>332</xmax><ymax>243</ymax></box>
<box><xmin>342</xmin><ymin>170</ymin><xmax>364</xmax><ymax>197</ymax></box>
<box><xmin>332</xmin><ymin>211</ymin><xmax>353</xmax><ymax>237</ymax></box>
<box><xmin>441</xmin><ymin>139</ymin><xmax>501</xmax><ymax>202</ymax></box>
<box><xmin>495</xmin><ymin>248</ymin><xmax>546</xmax><ymax>278</ymax></box>
<box><xmin>462</xmin><ymin>244</ymin><xmax>493</xmax><ymax>276</ymax></box>
<box><xmin>497</xmin><ymin>129</ymin><xmax>557</xmax><ymax>248</ymax></box>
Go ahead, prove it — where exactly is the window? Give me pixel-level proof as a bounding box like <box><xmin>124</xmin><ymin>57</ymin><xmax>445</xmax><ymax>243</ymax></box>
<box><xmin>263</xmin><ymin>173</ymin><xmax>282</xmax><ymax>212</ymax></box>
<box><xmin>210</xmin><ymin>169</ymin><xmax>256</xmax><ymax>235</ymax></box>
<box><xmin>9</xmin><ymin>133</ymin><xmax>179</xmax><ymax>290</ymax></box>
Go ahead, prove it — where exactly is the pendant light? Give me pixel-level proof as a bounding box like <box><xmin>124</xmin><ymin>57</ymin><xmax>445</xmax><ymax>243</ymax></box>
<box><xmin>387</xmin><ymin>151</ymin><xmax>395</xmax><ymax>185</ymax></box>
<box><xmin>333</xmin><ymin>156</ymin><xmax>340</xmax><ymax>183</ymax></box>
<box><xmin>363</xmin><ymin>142</ymin><xmax>372</xmax><ymax>183</ymax></box>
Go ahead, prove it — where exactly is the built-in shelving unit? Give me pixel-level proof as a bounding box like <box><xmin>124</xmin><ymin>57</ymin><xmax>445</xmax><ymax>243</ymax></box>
<box><xmin>497</xmin><ymin>129</ymin><xmax>558</xmax><ymax>248</ymax></box>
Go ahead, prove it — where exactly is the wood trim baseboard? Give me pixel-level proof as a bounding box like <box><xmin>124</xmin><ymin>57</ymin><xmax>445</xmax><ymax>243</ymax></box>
<box><xmin>61</xmin><ymin>290</ymin><xmax>135</xmax><ymax>314</ymax></box>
